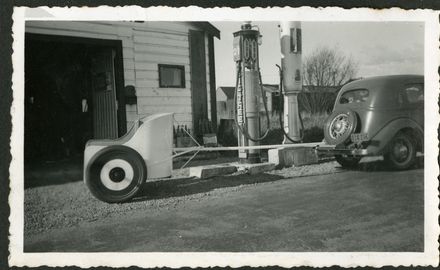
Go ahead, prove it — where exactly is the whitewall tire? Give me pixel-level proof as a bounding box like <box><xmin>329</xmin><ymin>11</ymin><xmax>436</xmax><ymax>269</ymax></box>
<box><xmin>85</xmin><ymin>145</ymin><xmax>147</xmax><ymax>203</ymax></box>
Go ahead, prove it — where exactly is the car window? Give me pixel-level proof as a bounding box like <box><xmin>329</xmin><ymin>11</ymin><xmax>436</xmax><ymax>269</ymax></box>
<box><xmin>340</xmin><ymin>89</ymin><xmax>369</xmax><ymax>104</ymax></box>
<box><xmin>403</xmin><ymin>84</ymin><xmax>424</xmax><ymax>104</ymax></box>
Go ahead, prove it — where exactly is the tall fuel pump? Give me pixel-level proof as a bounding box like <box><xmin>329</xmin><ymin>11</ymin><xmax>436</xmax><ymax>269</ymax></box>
<box><xmin>279</xmin><ymin>21</ymin><xmax>303</xmax><ymax>143</ymax></box>
<box><xmin>233</xmin><ymin>22</ymin><xmax>271</xmax><ymax>163</ymax></box>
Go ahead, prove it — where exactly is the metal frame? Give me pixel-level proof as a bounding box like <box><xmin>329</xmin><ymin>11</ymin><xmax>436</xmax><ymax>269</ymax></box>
<box><xmin>158</xmin><ymin>64</ymin><xmax>186</xmax><ymax>88</ymax></box>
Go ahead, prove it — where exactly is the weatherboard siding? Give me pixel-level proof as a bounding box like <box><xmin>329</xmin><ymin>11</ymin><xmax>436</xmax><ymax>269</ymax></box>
<box><xmin>25</xmin><ymin>21</ymin><xmax>213</xmax><ymax>131</ymax></box>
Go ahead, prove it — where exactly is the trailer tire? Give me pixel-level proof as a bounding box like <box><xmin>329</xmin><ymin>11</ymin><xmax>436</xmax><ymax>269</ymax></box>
<box><xmin>85</xmin><ymin>145</ymin><xmax>147</xmax><ymax>203</ymax></box>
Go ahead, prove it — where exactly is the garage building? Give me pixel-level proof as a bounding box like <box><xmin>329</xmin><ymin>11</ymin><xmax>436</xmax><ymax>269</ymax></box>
<box><xmin>24</xmin><ymin>21</ymin><xmax>220</xmax><ymax>163</ymax></box>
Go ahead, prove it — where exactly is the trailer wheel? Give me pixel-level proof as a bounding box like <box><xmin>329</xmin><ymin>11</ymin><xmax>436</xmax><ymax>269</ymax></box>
<box><xmin>85</xmin><ymin>145</ymin><xmax>147</xmax><ymax>203</ymax></box>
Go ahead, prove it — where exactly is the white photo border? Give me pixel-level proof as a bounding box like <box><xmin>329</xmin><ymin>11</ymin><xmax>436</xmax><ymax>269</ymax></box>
<box><xmin>9</xmin><ymin>6</ymin><xmax>440</xmax><ymax>268</ymax></box>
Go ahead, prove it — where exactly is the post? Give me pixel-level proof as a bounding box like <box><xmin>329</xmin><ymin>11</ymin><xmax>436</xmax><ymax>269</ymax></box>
<box><xmin>280</xmin><ymin>21</ymin><xmax>302</xmax><ymax>143</ymax></box>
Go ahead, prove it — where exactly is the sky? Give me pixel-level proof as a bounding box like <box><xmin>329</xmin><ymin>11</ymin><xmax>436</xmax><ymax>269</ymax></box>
<box><xmin>212</xmin><ymin>21</ymin><xmax>424</xmax><ymax>87</ymax></box>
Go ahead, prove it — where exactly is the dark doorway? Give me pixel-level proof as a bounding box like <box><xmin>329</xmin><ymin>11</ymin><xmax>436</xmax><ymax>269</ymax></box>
<box><xmin>25</xmin><ymin>33</ymin><xmax>126</xmax><ymax>186</ymax></box>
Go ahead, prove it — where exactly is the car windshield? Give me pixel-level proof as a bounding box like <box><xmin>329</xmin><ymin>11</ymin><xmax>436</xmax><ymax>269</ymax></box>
<box><xmin>340</xmin><ymin>89</ymin><xmax>369</xmax><ymax>104</ymax></box>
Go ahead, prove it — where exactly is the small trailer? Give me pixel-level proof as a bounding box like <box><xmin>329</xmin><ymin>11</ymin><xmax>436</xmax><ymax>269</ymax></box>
<box><xmin>84</xmin><ymin>113</ymin><xmax>324</xmax><ymax>203</ymax></box>
<box><xmin>84</xmin><ymin>113</ymin><xmax>174</xmax><ymax>203</ymax></box>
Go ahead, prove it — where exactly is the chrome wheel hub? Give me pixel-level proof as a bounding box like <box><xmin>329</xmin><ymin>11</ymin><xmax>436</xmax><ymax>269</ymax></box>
<box><xmin>109</xmin><ymin>167</ymin><xmax>125</xmax><ymax>182</ymax></box>
<box><xmin>393</xmin><ymin>141</ymin><xmax>409</xmax><ymax>162</ymax></box>
<box><xmin>100</xmin><ymin>159</ymin><xmax>134</xmax><ymax>191</ymax></box>
<box><xmin>329</xmin><ymin>114</ymin><xmax>350</xmax><ymax>140</ymax></box>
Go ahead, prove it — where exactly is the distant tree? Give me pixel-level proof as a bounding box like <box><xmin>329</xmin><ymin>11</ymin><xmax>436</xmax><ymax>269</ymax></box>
<box><xmin>303</xmin><ymin>46</ymin><xmax>359</xmax><ymax>87</ymax></box>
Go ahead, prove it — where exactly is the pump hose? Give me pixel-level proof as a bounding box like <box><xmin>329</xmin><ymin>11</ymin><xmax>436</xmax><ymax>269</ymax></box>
<box><xmin>233</xmin><ymin>62</ymin><xmax>271</xmax><ymax>142</ymax></box>
<box><xmin>275</xmin><ymin>64</ymin><xmax>304</xmax><ymax>143</ymax></box>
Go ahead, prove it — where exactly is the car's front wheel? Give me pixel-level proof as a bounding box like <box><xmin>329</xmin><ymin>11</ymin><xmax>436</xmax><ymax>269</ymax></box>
<box><xmin>384</xmin><ymin>133</ymin><xmax>416</xmax><ymax>170</ymax></box>
<box><xmin>335</xmin><ymin>155</ymin><xmax>361</xmax><ymax>168</ymax></box>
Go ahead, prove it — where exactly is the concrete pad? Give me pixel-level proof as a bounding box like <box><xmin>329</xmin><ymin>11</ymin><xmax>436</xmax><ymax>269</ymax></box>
<box><xmin>293</xmin><ymin>147</ymin><xmax>319</xmax><ymax>166</ymax></box>
<box><xmin>268</xmin><ymin>148</ymin><xmax>283</xmax><ymax>167</ymax></box>
<box><xmin>269</xmin><ymin>147</ymin><xmax>319</xmax><ymax>168</ymax></box>
<box><xmin>189</xmin><ymin>162</ymin><xmax>276</xmax><ymax>179</ymax></box>
<box><xmin>235</xmin><ymin>162</ymin><xmax>276</xmax><ymax>175</ymax></box>
<box><xmin>189</xmin><ymin>164</ymin><xmax>237</xmax><ymax>179</ymax></box>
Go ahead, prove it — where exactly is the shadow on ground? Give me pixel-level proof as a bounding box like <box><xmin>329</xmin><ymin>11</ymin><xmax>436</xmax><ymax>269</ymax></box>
<box><xmin>337</xmin><ymin>156</ymin><xmax>424</xmax><ymax>172</ymax></box>
<box><xmin>134</xmin><ymin>157</ymin><xmax>423</xmax><ymax>202</ymax></box>
<box><xmin>24</xmin><ymin>153</ymin><xmax>238</xmax><ymax>189</ymax></box>
<box><xmin>133</xmin><ymin>173</ymin><xmax>284</xmax><ymax>202</ymax></box>
<box><xmin>24</xmin><ymin>156</ymin><xmax>84</xmax><ymax>188</ymax></box>
<box><xmin>24</xmin><ymin>153</ymin><xmax>423</xmax><ymax>190</ymax></box>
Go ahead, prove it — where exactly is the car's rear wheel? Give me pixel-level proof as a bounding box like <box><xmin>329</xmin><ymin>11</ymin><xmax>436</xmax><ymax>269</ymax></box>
<box><xmin>85</xmin><ymin>145</ymin><xmax>147</xmax><ymax>203</ymax></box>
<box><xmin>335</xmin><ymin>155</ymin><xmax>361</xmax><ymax>168</ymax></box>
<box><xmin>324</xmin><ymin>109</ymin><xmax>358</xmax><ymax>145</ymax></box>
<box><xmin>384</xmin><ymin>133</ymin><xmax>416</xmax><ymax>170</ymax></box>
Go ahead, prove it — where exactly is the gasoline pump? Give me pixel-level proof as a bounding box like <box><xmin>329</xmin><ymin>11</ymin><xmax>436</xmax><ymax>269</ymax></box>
<box><xmin>278</xmin><ymin>21</ymin><xmax>304</xmax><ymax>143</ymax></box>
<box><xmin>233</xmin><ymin>21</ymin><xmax>304</xmax><ymax>164</ymax></box>
<box><xmin>233</xmin><ymin>22</ymin><xmax>271</xmax><ymax>164</ymax></box>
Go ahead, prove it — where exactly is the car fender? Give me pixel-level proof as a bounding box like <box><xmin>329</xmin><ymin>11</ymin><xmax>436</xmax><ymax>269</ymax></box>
<box><xmin>365</xmin><ymin>117</ymin><xmax>423</xmax><ymax>155</ymax></box>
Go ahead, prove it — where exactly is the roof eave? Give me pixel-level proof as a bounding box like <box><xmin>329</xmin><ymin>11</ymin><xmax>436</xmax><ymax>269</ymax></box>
<box><xmin>190</xmin><ymin>22</ymin><xmax>221</xmax><ymax>39</ymax></box>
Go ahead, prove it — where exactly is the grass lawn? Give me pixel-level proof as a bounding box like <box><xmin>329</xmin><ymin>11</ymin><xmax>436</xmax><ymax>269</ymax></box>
<box><xmin>260</xmin><ymin>111</ymin><xmax>329</xmax><ymax>145</ymax></box>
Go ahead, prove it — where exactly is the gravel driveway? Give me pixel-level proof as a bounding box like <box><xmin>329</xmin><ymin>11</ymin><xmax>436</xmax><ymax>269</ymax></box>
<box><xmin>24</xmin><ymin>160</ymin><xmax>342</xmax><ymax>237</ymax></box>
<box><xmin>24</xmin><ymin>157</ymin><xmax>424</xmax><ymax>252</ymax></box>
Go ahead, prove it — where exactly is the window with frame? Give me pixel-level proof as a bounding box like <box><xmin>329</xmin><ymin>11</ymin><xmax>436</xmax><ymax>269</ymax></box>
<box><xmin>339</xmin><ymin>89</ymin><xmax>369</xmax><ymax>104</ymax></box>
<box><xmin>158</xmin><ymin>64</ymin><xmax>185</xmax><ymax>88</ymax></box>
<box><xmin>402</xmin><ymin>84</ymin><xmax>424</xmax><ymax>104</ymax></box>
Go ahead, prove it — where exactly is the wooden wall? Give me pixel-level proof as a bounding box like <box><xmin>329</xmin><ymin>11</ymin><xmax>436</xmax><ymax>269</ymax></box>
<box><xmin>25</xmin><ymin>21</ymin><xmax>213</xmax><ymax>131</ymax></box>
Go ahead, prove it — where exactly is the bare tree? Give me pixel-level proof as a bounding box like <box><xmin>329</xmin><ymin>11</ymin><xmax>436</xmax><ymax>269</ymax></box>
<box><xmin>303</xmin><ymin>46</ymin><xmax>358</xmax><ymax>88</ymax></box>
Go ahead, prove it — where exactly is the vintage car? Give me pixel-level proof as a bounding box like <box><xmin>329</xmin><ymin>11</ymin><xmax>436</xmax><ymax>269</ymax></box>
<box><xmin>318</xmin><ymin>74</ymin><xmax>424</xmax><ymax>170</ymax></box>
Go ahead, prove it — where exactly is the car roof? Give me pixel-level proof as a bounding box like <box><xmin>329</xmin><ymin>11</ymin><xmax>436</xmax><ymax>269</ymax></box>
<box><xmin>341</xmin><ymin>75</ymin><xmax>424</xmax><ymax>91</ymax></box>
<box><xmin>338</xmin><ymin>75</ymin><xmax>424</xmax><ymax>108</ymax></box>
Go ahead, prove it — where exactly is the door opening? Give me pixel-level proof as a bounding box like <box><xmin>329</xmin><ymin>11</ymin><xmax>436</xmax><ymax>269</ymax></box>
<box><xmin>25</xmin><ymin>33</ymin><xmax>125</xmax><ymax>186</ymax></box>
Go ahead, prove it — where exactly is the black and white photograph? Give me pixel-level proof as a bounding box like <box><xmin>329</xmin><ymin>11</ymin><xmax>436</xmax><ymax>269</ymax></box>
<box><xmin>8</xmin><ymin>6</ymin><xmax>439</xmax><ymax>268</ymax></box>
